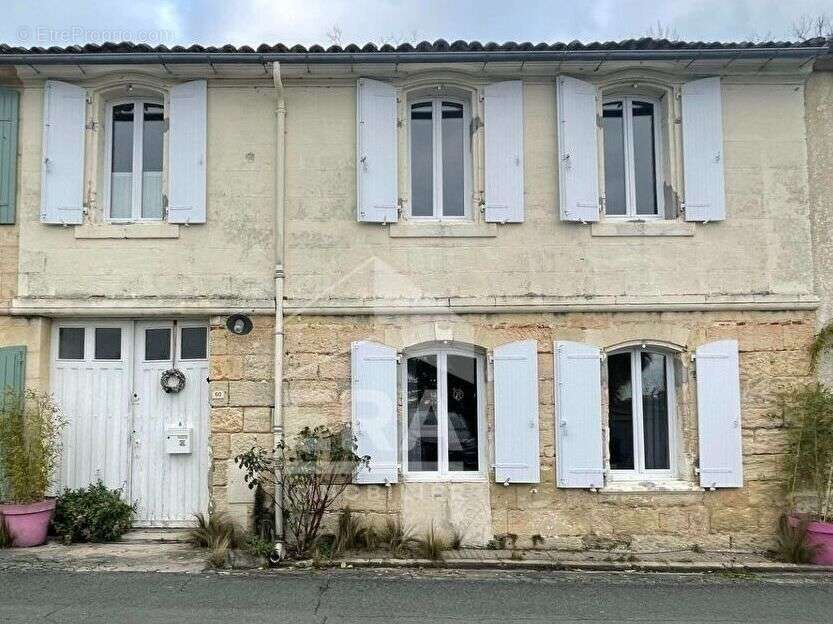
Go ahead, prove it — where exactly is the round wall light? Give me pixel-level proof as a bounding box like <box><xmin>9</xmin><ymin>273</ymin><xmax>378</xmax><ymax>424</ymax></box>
<box><xmin>226</xmin><ymin>314</ymin><xmax>253</xmax><ymax>336</ymax></box>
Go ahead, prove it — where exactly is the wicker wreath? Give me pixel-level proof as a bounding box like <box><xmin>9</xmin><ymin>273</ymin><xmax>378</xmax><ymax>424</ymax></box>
<box><xmin>160</xmin><ymin>368</ymin><xmax>187</xmax><ymax>394</ymax></box>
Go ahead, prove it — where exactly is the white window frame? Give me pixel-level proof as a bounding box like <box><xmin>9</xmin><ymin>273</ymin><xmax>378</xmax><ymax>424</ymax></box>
<box><xmin>103</xmin><ymin>97</ymin><xmax>164</xmax><ymax>222</ymax></box>
<box><xmin>401</xmin><ymin>344</ymin><xmax>486</xmax><ymax>482</ymax></box>
<box><xmin>407</xmin><ymin>95</ymin><xmax>472</xmax><ymax>221</ymax></box>
<box><xmin>606</xmin><ymin>346</ymin><xmax>677</xmax><ymax>482</ymax></box>
<box><xmin>601</xmin><ymin>94</ymin><xmax>666</xmax><ymax>220</ymax></box>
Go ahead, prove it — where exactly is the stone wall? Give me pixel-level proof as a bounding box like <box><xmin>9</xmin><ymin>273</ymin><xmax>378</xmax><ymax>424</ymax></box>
<box><xmin>207</xmin><ymin>314</ymin><xmax>275</xmax><ymax>526</ymax></box>
<box><xmin>283</xmin><ymin>310</ymin><xmax>813</xmax><ymax>550</ymax></box>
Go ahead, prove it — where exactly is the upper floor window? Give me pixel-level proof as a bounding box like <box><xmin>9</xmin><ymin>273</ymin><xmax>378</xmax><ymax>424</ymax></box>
<box><xmin>106</xmin><ymin>99</ymin><xmax>164</xmax><ymax>221</ymax></box>
<box><xmin>602</xmin><ymin>96</ymin><xmax>664</xmax><ymax>218</ymax></box>
<box><xmin>409</xmin><ymin>96</ymin><xmax>471</xmax><ymax>220</ymax></box>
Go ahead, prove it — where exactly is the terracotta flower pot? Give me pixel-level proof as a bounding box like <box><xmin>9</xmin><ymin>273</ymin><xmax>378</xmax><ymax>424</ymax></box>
<box><xmin>0</xmin><ymin>498</ymin><xmax>56</xmax><ymax>547</ymax></box>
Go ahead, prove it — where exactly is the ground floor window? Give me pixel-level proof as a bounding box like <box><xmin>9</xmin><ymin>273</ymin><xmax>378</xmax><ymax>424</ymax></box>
<box><xmin>404</xmin><ymin>346</ymin><xmax>484</xmax><ymax>479</ymax></box>
<box><xmin>607</xmin><ymin>347</ymin><xmax>675</xmax><ymax>480</ymax></box>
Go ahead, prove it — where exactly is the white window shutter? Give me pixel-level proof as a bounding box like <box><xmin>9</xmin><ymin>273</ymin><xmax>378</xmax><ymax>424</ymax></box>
<box><xmin>695</xmin><ymin>340</ymin><xmax>743</xmax><ymax>488</ymax></box>
<box><xmin>356</xmin><ymin>78</ymin><xmax>398</xmax><ymax>223</ymax></box>
<box><xmin>484</xmin><ymin>81</ymin><xmax>524</xmax><ymax>223</ymax></box>
<box><xmin>351</xmin><ymin>340</ymin><xmax>399</xmax><ymax>484</ymax></box>
<box><xmin>682</xmin><ymin>77</ymin><xmax>725</xmax><ymax>222</ymax></box>
<box><xmin>40</xmin><ymin>80</ymin><xmax>85</xmax><ymax>225</ymax></box>
<box><xmin>168</xmin><ymin>80</ymin><xmax>207</xmax><ymax>224</ymax></box>
<box><xmin>555</xmin><ymin>341</ymin><xmax>604</xmax><ymax>488</ymax></box>
<box><xmin>556</xmin><ymin>76</ymin><xmax>600</xmax><ymax>223</ymax></box>
<box><xmin>493</xmin><ymin>340</ymin><xmax>540</xmax><ymax>483</ymax></box>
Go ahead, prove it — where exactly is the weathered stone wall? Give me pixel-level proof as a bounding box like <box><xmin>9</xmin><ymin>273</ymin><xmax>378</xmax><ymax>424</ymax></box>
<box><xmin>283</xmin><ymin>310</ymin><xmax>813</xmax><ymax>550</ymax></box>
<box><xmin>207</xmin><ymin>314</ymin><xmax>275</xmax><ymax>526</ymax></box>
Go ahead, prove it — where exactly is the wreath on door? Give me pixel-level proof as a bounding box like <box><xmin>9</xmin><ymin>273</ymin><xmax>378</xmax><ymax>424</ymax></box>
<box><xmin>160</xmin><ymin>368</ymin><xmax>187</xmax><ymax>394</ymax></box>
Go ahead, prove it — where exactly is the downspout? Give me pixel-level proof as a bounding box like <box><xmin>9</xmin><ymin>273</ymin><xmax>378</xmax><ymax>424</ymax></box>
<box><xmin>272</xmin><ymin>61</ymin><xmax>287</xmax><ymax>557</ymax></box>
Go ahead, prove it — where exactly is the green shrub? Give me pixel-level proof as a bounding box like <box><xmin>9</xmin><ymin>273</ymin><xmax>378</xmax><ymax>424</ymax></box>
<box><xmin>52</xmin><ymin>481</ymin><xmax>135</xmax><ymax>543</ymax></box>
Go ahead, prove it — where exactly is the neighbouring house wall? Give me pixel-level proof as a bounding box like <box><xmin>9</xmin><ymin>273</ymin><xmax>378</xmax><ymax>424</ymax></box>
<box><xmin>283</xmin><ymin>77</ymin><xmax>813</xmax><ymax>307</ymax></box>
<box><xmin>282</xmin><ymin>310</ymin><xmax>813</xmax><ymax>550</ymax></box>
<box><xmin>806</xmin><ymin>66</ymin><xmax>833</xmax><ymax>385</ymax></box>
<box><xmin>207</xmin><ymin>314</ymin><xmax>275</xmax><ymax>526</ymax></box>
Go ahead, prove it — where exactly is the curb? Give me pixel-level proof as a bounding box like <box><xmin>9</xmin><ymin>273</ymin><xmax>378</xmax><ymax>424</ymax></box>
<box><xmin>319</xmin><ymin>557</ymin><xmax>833</xmax><ymax>575</ymax></box>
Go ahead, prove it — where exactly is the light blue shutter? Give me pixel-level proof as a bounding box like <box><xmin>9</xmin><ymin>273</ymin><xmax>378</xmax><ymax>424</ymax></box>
<box><xmin>41</xmin><ymin>80</ymin><xmax>85</xmax><ymax>225</ymax></box>
<box><xmin>695</xmin><ymin>340</ymin><xmax>743</xmax><ymax>488</ymax></box>
<box><xmin>555</xmin><ymin>341</ymin><xmax>604</xmax><ymax>488</ymax></box>
<box><xmin>484</xmin><ymin>81</ymin><xmax>524</xmax><ymax>223</ymax></box>
<box><xmin>351</xmin><ymin>340</ymin><xmax>399</xmax><ymax>484</ymax></box>
<box><xmin>557</xmin><ymin>76</ymin><xmax>600</xmax><ymax>223</ymax></box>
<box><xmin>168</xmin><ymin>80</ymin><xmax>207</xmax><ymax>224</ymax></box>
<box><xmin>682</xmin><ymin>77</ymin><xmax>725</xmax><ymax>222</ymax></box>
<box><xmin>493</xmin><ymin>340</ymin><xmax>540</xmax><ymax>483</ymax></box>
<box><xmin>356</xmin><ymin>78</ymin><xmax>398</xmax><ymax>223</ymax></box>
<box><xmin>0</xmin><ymin>88</ymin><xmax>19</xmax><ymax>224</ymax></box>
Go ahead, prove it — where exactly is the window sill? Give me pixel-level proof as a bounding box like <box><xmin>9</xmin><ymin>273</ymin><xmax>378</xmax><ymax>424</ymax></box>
<box><xmin>599</xmin><ymin>480</ymin><xmax>702</xmax><ymax>494</ymax></box>
<box><xmin>388</xmin><ymin>222</ymin><xmax>498</xmax><ymax>238</ymax></box>
<box><xmin>402</xmin><ymin>474</ymin><xmax>487</xmax><ymax>483</ymax></box>
<box><xmin>74</xmin><ymin>223</ymin><xmax>180</xmax><ymax>240</ymax></box>
<box><xmin>590</xmin><ymin>221</ymin><xmax>695</xmax><ymax>238</ymax></box>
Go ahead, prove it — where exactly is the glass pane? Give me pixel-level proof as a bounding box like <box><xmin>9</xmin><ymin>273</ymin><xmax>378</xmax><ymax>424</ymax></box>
<box><xmin>94</xmin><ymin>328</ymin><xmax>122</xmax><ymax>360</ymax></box>
<box><xmin>410</xmin><ymin>102</ymin><xmax>434</xmax><ymax>217</ymax></box>
<box><xmin>607</xmin><ymin>352</ymin><xmax>634</xmax><ymax>470</ymax></box>
<box><xmin>603</xmin><ymin>101</ymin><xmax>627</xmax><ymax>215</ymax></box>
<box><xmin>446</xmin><ymin>354</ymin><xmax>478</xmax><ymax>471</ymax></box>
<box><xmin>141</xmin><ymin>103</ymin><xmax>164</xmax><ymax>219</ymax></box>
<box><xmin>632</xmin><ymin>101</ymin><xmax>659</xmax><ymax>215</ymax></box>
<box><xmin>145</xmin><ymin>328</ymin><xmax>172</xmax><ymax>361</ymax></box>
<box><xmin>641</xmin><ymin>352</ymin><xmax>670</xmax><ymax>470</ymax></box>
<box><xmin>407</xmin><ymin>355</ymin><xmax>438</xmax><ymax>472</ymax></box>
<box><xmin>441</xmin><ymin>101</ymin><xmax>465</xmax><ymax>217</ymax></box>
<box><xmin>181</xmin><ymin>327</ymin><xmax>207</xmax><ymax>360</ymax></box>
<box><xmin>58</xmin><ymin>327</ymin><xmax>85</xmax><ymax>360</ymax></box>
<box><xmin>110</xmin><ymin>103</ymin><xmax>134</xmax><ymax>219</ymax></box>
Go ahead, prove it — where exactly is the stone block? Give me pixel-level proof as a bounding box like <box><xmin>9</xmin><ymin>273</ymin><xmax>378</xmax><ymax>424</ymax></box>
<box><xmin>318</xmin><ymin>354</ymin><xmax>350</xmax><ymax>380</ymax></box>
<box><xmin>243</xmin><ymin>354</ymin><xmax>273</xmax><ymax>380</ymax></box>
<box><xmin>212</xmin><ymin>459</ymin><xmax>228</xmax><ymax>486</ymax></box>
<box><xmin>243</xmin><ymin>407</ymin><xmax>273</xmax><ymax>433</ymax></box>
<box><xmin>209</xmin><ymin>381</ymin><xmax>229</xmax><ymax>407</ymax></box>
<box><xmin>287</xmin><ymin>381</ymin><xmax>339</xmax><ymax>406</ymax></box>
<box><xmin>211</xmin><ymin>407</ymin><xmax>244</xmax><ymax>433</ymax></box>
<box><xmin>210</xmin><ymin>355</ymin><xmax>243</xmax><ymax>381</ymax></box>
<box><xmin>211</xmin><ymin>433</ymin><xmax>231</xmax><ymax>460</ymax></box>
<box><xmin>229</xmin><ymin>380</ymin><xmax>274</xmax><ymax>407</ymax></box>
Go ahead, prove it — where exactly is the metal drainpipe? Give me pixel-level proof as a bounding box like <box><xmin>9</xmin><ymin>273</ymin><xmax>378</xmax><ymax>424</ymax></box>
<box><xmin>272</xmin><ymin>61</ymin><xmax>287</xmax><ymax>557</ymax></box>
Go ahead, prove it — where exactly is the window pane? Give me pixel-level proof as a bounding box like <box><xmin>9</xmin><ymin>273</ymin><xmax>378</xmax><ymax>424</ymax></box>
<box><xmin>181</xmin><ymin>327</ymin><xmax>207</xmax><ymax>360</ymax></box>
<box><xmin>410</xmin><ymin>102</ymin><xmax>434</xmax><ymax>217</ymax></box>
<box><xmin>145</xmin><ymin>328</ymin><xmax>172</xmax><ymax>361</ymax></box>
<box><xmin>110</xmin><ymin>103</ymin><xmax>134</xmax><ymax>219</ymax></box>
<box><xmin>141</xmin><ymin>103</ymin><xmax>164</xmax><ymax>219</ymax></box>
<box><xmin>441</xmin><ymin>102</ymin><xmax>465</xmax><ymax>217</ymax></box>
<box><xmin>447</xmin><ymin>354</ymin><xmax>478</xmax><ymax>471</ymax></box>
<box><xmin>407</xmin><ymin>355</ymin><xmax>438</xmax><ymax>471</ymax></box>
<box><xmin>58</xmin><ymin>327</ymin><xmax>85</xmax><ymax>360</ymax></box>
<box><xmin>632</xmin><ymin>101</ymin><xmax>659</xmax><ymax>215</ymax></box>
<box><xmin>94</xmin><ymin>328</ymin><xmax>122</xmax><ymax>360</ymax></box>
<box><xmin>641</xmin><ymin>352</ymin><xmax>670</xmax><ymax>470</ymax></box>
<box><xmin>608</xmin><ymin>352</ymin><xmax>634</xmax><ymax>470</ymax></box>
<box><xmin>602</xmin><ymin>101</ymin><xmax>627</xmax><ymax>216</ymax></box>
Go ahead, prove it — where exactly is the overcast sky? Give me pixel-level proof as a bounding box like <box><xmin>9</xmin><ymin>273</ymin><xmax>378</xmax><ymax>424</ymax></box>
<box><xmin>3</xmin><ymin>0</ymin><xmax>832</xmax><ymax>49</ymax></box>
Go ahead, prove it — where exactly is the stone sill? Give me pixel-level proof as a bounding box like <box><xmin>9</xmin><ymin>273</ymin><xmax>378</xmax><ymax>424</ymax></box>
<box><xmin>389</xmin><ymin>222</ymin><xmax>498</xmax><ymax>238</ymax></box>
<box><xmin>590</xmin><ymin>220</ymin><xmax>695</xmax><ymax>237</ymax></box>
<box><xmin>74</xmin><ymin>223</ymin><xmax>180</xmax><ymax>239</ymax></box>
<box><xmin>598</xmin><ymin>480</ymin><xmax>703</xmax><ymax>494</ymax></box>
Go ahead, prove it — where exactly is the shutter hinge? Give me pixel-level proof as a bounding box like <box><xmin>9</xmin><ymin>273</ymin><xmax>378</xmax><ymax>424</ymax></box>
<box><xmin>162</xmin><ymin>194</ymin><xmax>169</xmax><ymax>209</ymax></box>
<box><xmin>85</xmin><ymin>120</ymin><xmax>98</xmax><ymax>131</ymax></box>
<box><xmin>162</xmin><ymin>118</ymin><xmax>170</xmax><ymax>133</ymax></box>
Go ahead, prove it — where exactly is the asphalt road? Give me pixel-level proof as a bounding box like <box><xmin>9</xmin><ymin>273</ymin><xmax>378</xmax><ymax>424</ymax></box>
<box><xmin>2</xmin><ymin>568</ymin><xmax>832</xmax><ymax>623</ymax></box>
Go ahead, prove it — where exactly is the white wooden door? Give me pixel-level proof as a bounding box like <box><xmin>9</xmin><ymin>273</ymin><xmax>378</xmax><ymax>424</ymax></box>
<box><xmin>131</xmin><ymin>321</ymin><xmax>210</xmax><ymax>526</ymax></box>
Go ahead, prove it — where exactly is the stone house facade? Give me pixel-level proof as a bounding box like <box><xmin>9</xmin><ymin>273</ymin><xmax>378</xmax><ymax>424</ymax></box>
<box><xmin>0</xmin><ymin>39</ymin><xmax>831</xmax><ymax>549</ymax></box>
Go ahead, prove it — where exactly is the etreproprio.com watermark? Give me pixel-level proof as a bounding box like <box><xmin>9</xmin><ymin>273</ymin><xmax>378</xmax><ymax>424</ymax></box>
<box><xmin>15</xmin><ymin>26</ymin><xmax>176</xmax><ymax>45</ymax></box>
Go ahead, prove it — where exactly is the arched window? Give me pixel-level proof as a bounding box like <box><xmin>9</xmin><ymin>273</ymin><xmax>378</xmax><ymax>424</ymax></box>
<box><xmin>403</xmin><ymin>344</ymin><xmax>484</xmax><ymax>479</ymax></box>
<box><xmin>606</xmin><ymin>346</ymin><xmax>676</xmax><ymax>479</ymax></box>
<box><xmin>105</xmin><ymin>97</ymin><xmax>164</xmax><ymax>221</ymax></box>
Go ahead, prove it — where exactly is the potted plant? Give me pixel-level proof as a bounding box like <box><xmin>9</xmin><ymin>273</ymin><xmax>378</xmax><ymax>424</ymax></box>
<box><xmin>0</xmin><ymin>391</ymin><xmax>65</xmax><ymax>547</ymax></box>
<box><xmin>783</xmin><ymin>383</ymin><xmax>833</xmax><ymax>564</ymax></box>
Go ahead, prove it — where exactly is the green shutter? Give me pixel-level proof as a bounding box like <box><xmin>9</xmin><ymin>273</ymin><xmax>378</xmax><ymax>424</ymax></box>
<box><xmin>0</xmin><ymin>88</ymin><xmax>19</xmax><ymax>224</ymax></box>
<box><xmin>0</xmin><ymin>346</ymin><xmax>25</xmax><ymax>500</ymax></box>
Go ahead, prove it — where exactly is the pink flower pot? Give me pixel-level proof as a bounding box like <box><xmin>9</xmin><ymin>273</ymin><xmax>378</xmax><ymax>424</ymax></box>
<box><xmin>806</xmin><ymin>520</ymin><xmax>833</xmax><ymax>566</ymax></box>
<box><xmin>0</xmin><ymin>499</ymin><xmax>56</xmax><ymax>547</ymax></box>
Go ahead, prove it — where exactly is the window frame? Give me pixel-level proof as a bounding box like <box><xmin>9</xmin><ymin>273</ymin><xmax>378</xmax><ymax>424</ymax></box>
<box><xmin>400</xmin><ymin>344</ymin><xmax>486</xmax><ymax>482</ymax></box>
<box><xmin>103</xmin><ymin>97</ymin><xmax>165</xmax><ymax>223</ymax></box>
<box><xmin>606</xmin><ymin>346</ymin><xmax>677</xmax><ymax>482</ymax></box>
<box><xmin>406</xmin><ymin>94</ymin><xmax>473</xmax><ymax>221</ymax></box>
<box><xmin>601</xmin><ymin>94</ymin><xmax>666</xmax><ymax>220</ymax></box>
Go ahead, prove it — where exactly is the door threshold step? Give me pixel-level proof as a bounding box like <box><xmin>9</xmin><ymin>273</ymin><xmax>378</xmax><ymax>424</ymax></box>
<box><xmin>121</xmin><ymin>529</ymin><xmax>191</xmax><ymax>544</ymax></box>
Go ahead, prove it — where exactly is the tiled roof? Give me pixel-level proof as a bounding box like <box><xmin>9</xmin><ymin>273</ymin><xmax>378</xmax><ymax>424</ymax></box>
<box><xmin>0</xmin><ymin>37</ymin><xmax>829</xmax><ymax>56</ymax></box>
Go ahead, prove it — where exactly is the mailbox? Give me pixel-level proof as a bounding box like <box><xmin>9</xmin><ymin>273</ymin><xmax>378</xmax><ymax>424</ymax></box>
<box><xmin>165</xmin><ymin>427</ymin><xmax>193</xmax><ymax>454</ymax></box>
